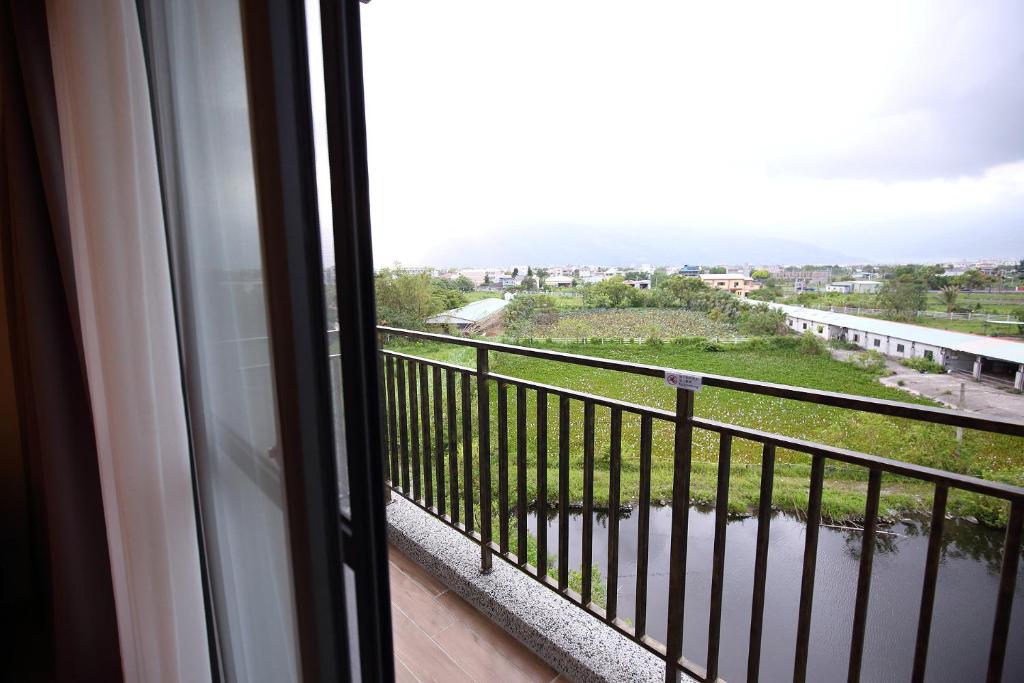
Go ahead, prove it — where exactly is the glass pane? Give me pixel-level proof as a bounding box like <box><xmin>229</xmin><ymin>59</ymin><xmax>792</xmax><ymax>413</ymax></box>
<box><xmin>140</xmin><ymin>0</ymin><xmax>300</xmax><ymax>680</ymax></box>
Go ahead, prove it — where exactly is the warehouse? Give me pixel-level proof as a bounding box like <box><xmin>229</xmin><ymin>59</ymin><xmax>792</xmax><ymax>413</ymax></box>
<box><xmin>766</xmin><ymin>303</ymin><xmax>1024</xmax><ymax>390</ymax></box>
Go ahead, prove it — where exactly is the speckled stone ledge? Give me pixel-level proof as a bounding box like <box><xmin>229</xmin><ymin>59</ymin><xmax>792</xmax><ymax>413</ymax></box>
<box><xmin>386</xmin><ymin>495</ymin><xmax>688</xmax><ymax>683</ymax></box>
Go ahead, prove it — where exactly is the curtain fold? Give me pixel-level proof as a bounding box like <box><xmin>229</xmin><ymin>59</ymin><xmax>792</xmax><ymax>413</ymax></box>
<box><xmin>45</xmin><ymin>0</ymin><xmax>212</xmax><ymax>680</ymax></box>
<box><xmin>0</xmin><ymin>1</ymin><xmax>122</xmax><ymax>679</ymax></box>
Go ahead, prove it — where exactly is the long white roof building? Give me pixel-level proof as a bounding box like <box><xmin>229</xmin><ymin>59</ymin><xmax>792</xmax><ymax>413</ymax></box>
<box><xmin>767</xmin><ymin>303</ymin><xmax>1024</xmax><ymax>366</ymax></box>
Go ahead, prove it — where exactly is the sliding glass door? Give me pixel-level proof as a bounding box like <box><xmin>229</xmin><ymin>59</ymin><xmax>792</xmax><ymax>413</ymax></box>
<box><xmin>138</xmin><ymin>0</ymin><xmax>392</xmax><ymax>680</ymax></box>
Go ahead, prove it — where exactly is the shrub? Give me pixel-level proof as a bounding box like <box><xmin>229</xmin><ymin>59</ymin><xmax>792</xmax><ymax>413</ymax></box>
<box><xmin>798</xmin><ymin>331</ymin><xmax>827</xmax><ymax>356</ymax></box>
<box><xmin>900</xmin><ymin>356</ymin><xmax>946</xmax><ymax>374</ymax></box>
<box><xmin>829</xmin><ymin>339</ymin><xmax>861</xmax><ymax>350</ymax></box>
<box><xmin>850</xmin><ymin>350</ymin><xmax>887</xmax><ymax>374</ymax></box>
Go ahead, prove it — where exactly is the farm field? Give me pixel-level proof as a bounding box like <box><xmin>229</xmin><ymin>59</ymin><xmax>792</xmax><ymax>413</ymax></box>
<box><xmin>923</xmin><ymin>291</ymin><xmax>1024</xmax><ymax>314</ymax></box>
<box><xmin>521</xmin><ymin>307</ymin><xmax>738</xmax><ymax>339</ymax></box>
<box><xmin>382</xmin><ymin>336</ymin><xmax>1024</xmax><ymax>527</ymax></box>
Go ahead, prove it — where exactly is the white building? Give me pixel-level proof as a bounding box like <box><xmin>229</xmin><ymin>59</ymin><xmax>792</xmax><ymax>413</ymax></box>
<box><xmin>545</xmin><ymin>275</ymin><xmax>574</xmax><ymax>288</ymax></box>
<box><xmin>825</xmin><ymin>280</ymin><xmax>883</xmax><ymax>294</ymax></box>
<box><xmin>766</xmin><ymin>303</ymin><xmax>1024</xmax><ymax>389</ymax></box>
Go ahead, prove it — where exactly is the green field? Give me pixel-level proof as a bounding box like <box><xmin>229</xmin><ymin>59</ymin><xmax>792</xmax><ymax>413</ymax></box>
<box><xmin>463</xmin><ymin>290</ymin><xmax>504</xmax><ymax>302</ymax></box>
<box><xmin>522</xmin><ymin>308</ymin><xmax>738</xmax><ymax>339</ymax></box>
<box><xmin>383</xmin><ymin>336</ymin><xmax>1024</xmax><ymax>527</ymax></box>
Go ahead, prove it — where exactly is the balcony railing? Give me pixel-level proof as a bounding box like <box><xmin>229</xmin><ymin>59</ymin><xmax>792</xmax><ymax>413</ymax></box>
<box><xmin>376</xmin><ymin>325</ymin><xmax>1024</xmax><ymax>683</ymax></box>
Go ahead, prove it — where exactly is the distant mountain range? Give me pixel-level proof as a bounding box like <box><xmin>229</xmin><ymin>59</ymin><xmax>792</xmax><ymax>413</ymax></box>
<box><xmin>409</xmin><ymin>220</ymin><xmax>1021</xmax><ymax>268</ymax></box>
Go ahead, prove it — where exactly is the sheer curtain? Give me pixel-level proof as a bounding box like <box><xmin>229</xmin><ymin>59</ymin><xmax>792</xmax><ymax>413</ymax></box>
<box><xmin>45</xmin><ymin>0</ymin><xmax>210</xmax><ymax>680</ymax></box>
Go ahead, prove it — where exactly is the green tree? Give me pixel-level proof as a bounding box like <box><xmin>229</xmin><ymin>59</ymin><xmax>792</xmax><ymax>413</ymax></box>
<box><xmin>454</xmin><ymin>275</ymin><xmax>475</xmax><ymax>292</ymax></box>
<box><xmin>878</xmin><ymin>275</ymin><xmax>926</xmax><ymax>321</ymax></box>
<box><xmin>527</xmin><ymin>266</ymin><xmax>534</xmax><ymax>277</ymax></box>
<box><xmin>483</xmin><ymin>273</ymin><xmax>492</xmax><ymax>285</ymax></box>
<box><xmin>520</xmin><ymin>276</ymin><xmax>537</xmax><ymax>291</ymax></box>
<box><xmin>939</xmin><ymin>284</ymin><xmax>961</xmax><ymax>313</ymax></box>
<box><xmin>751</xmin><ymin>269</ymin><xmax>771</xmax><ymax>280</ymax></box>
<box><xmin>504</xmin><ymin>294</ymin><xmax>557</xmax><ymax>337</ymax></box>
<box><xmin>1013</xmin><ymin>305</ymin><xmax>1024</xmax><ymax>334</ymax></box>
<box><xmin>375</xmin><ymin>268</ymin><xmax>441</xmax><ymax>329</ymax></box>
<box><xmin>708</xmin><ymin>266</ymin><xmax>727</xmax><ymax>274</ymax></box>
<box><xmin>958</xmin><ymin>269</ymin><xmax>997</xmax><ymax>291</ymax></box>
<box><xmin>582</xmin><ymin>276</ymin><xmax>639</xmax><ymax>308</ymax></box>
<box><xmin>511</xmin><ymin>267</ymin><xmax>519</xmax><ymax>278</ymax></box>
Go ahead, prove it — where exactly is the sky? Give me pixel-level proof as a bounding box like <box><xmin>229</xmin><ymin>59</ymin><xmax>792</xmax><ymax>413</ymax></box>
<box><xmin>336</xmin><ymin>0</ymin><xmax>1024</xmax><ymax>266</ymax></box>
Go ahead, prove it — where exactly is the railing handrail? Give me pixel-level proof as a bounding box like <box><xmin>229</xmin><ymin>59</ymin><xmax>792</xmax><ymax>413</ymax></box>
<box><xmin>380</xmin><ymin>346</ymin><xmax>1024</xmax><ymax>503</ymax></box>
<box><xmin>377</xmin><ymin>325</ymin><xmax>1024</xmax><ymax>438</ymax></box>
<box><xmin>377</xmin><ymin>325</ymin><xmax>1024</xmax><ymax>682</ymax></box>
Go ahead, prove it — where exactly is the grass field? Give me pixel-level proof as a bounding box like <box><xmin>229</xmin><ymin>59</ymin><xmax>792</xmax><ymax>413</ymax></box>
<box><xmin>383</xmin><ymin>336</ymin><xmax>1024</xmax><ymax>527</ymax></box>
<box><xmin>923</xmin><ymin>291</ymin><xmax>1024</xmax><ymax>314</ymax></box>
<box><xmin>463</xmin><ymin>290</ymin><xmax>504</xmax><ymax>302</ymax></box>
<box><xmin>522</xmin><ymin>308</ymin><xmax>738</xmax><ymax>340</ymax></box>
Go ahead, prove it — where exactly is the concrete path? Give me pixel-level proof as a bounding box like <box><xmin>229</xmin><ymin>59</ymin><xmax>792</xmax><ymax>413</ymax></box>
<box><xmin>830</xmin><ymin>349</ymin><xmax>1024</xmax><ymax>421</ymax></box>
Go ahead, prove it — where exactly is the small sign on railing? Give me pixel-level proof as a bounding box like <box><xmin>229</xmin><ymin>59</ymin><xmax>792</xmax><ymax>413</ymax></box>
<box><xmin>664</xmin><ymin>370</ymin><xmax>702</xmax><ymax>392</ymax></box>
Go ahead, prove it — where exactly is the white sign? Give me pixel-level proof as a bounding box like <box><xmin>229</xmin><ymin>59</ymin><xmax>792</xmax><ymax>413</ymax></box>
<box><xmin>664</xmin><ymin>370</ymin><xmax>702</xmax><ymax>392</ymax></box>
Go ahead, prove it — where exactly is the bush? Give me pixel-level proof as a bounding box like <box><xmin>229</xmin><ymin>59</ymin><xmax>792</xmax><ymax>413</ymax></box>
<box><xmin>900</xmin><ymin>356</ymin><xmax>946</xmax><ymax>374</ymax></box>
<box><xmin>850</xmin><ymin>350</ymin><xmax>887</xmax><ymax>374</ymax></box>
<box><xmin>829</xmin><ymin>339</ymin><xmax>861</xmax><ymax>350</ymax></box>
<box><xmin>736</xmin><ymin>307</ymin><xmax>787</xmax><ymax>336</ymax></box>
<box><xmin>798</xmin><ymin>331</ymin><xmax>827</xmax><ymax>356</ymax></box>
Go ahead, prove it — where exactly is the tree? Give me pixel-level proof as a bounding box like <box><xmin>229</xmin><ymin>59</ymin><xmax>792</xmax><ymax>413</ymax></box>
<box><xmin>878</xmin><ymin>275</ymin><xmax>926</xmax><ymax>321</ymax></box>
<box><xmin>520</xmin><ymin>276</ymin><xmax>537</xmax><ymax>290</ymax></box>
<box><xmin>511</xmin><ymin>267</ymin><xmax>519</xmax><ymax>278</ymax></box>
<box><xmin>1013</xmin><ymin>305</ymin><xmax>1024</xmax><ymax>334</ymax></box>
<box><xmin>750</xmin><ymin>269</ymin><xmax>771</xmax><ymax>280</ymax></box>
<box><xmin>527</xmin><ymin>266</ymin><xmax>534</xmax><ymax>277</ymax></box>
<box><xmin>504</xmin><ymin>294</ymin><xmax>557</xmax><ymax>337</ymax></box>
<box><xmin>708</xmin><ymin>266</ymin><xmax>727</xmax><ymax>274</ymax></box>
<box><xmin>454</xmin><ymin>275</ymin><xmax>475</xmax><ymax>292</ymax></box>
<box><xmin>582</xmin><ymin>276</ymin><xmax>639</xmax><ymax>308</ymax></box>
<box><xmin>939</xmin><ymin>284</ymin><xmax>961</xmax><ymax>313</ymax></box>
<box><xmin>483</xmin><ymin>273</ymin><xmax>492</xmax><ymax>285</ymax></box>
<box><xmin>958</xmin><ymin>269</ymin><xmax>997</xmax><ymax>291</ymax></box>
<box><xmin>375</xmin><ymin>268</ymin><xmax>440</xmax><ymax>329</ymax></box>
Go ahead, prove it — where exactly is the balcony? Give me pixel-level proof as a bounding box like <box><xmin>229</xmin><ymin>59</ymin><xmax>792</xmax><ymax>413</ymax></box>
<box><xmin>377</xmin><ymin>326</ymin><xmax>1024</xmax><ymax>682</ymax></box>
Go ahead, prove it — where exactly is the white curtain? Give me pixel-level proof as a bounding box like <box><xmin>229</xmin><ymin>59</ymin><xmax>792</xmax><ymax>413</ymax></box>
<box><xmin>46</xmin><ymin>0</ymin><xmax>211</xmax><ymax>680</ymax></box>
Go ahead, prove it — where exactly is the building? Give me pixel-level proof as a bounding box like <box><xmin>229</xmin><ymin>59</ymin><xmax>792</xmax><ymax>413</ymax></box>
<box><xmin>498</xmin><ymin>274</ymin><xmax>522</xmax><ymax>289</ymax></box>
<box><xmin>768</xmin><ymin>267</ymin><xmax>832</xmax><ymax>285</ymax></box>
<box><xmin>767</xmin><ymin>303</ymin><xmax>1024</xmax><ymax>389</ymax></box>
<box><xmin>699</xmin><ymin>273</ymin><xmax>761</xmax><ymax>297</ymax></box>
<box><xmin>825</xmin><ymin>280</ymin><xmax>883</xmax><ymax>294</ymax></box>
<box><xmin>678</xmin><ymin>265</ymin><xmax>701</xmax><ymax>277</ymax></box>
<box><xmin>545</xmin><ymin>275</ymin><xmax>574</xmax><ymax>288</ymax></box>
<box><xmin>625</xmin><ymin>279</ymin><xmax>651</xmax><ymax>290</ymax></box>
<box><xmin>424</xmin><ymin>297</ymin><xmax>510</xmax><ymax>331</ymax></box>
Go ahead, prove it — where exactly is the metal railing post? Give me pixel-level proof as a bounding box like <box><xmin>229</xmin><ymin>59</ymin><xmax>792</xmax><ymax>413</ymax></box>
<box><xmin>477</xmin><ymin>347</ymin><xmax>493</xmax><ymax>572</ymax></box>
<box><xmin>664</xmin><ymin>387</ymin><xmax>696</xmax><ymax>683</ymax></box>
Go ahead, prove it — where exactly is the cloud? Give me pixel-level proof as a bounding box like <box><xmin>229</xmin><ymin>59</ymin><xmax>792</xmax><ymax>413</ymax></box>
<box><xmin>355</xmin><ymin>0</ymin><xmax>1024</xmax><ymax>265</ymax></box>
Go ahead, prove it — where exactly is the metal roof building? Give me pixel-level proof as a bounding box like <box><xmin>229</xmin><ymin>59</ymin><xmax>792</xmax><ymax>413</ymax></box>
<box><xmin>425</xmin><ymin>297</ymin><xmax>510</xmax><ymax>328</ymax></box>
<box><xmin>765</xmin><ymin>303</ymin><xmax>1024</xmax><ymax>388</ymax></box>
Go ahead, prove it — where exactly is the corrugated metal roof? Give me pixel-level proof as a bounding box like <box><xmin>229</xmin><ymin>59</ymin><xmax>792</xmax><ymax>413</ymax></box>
<box><xmin>767</xmin><ymin>303</ymin><xmax>1024</xmax><ymax>364</ymax></box>
<box><xmin>425</xmin><ymin>297</ymin><xmax>510</xmax><ymax>325</ymax></box>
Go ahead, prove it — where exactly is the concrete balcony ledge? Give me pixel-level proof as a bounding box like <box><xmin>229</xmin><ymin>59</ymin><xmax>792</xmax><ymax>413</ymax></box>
<box><xmin>386</xmin><ymin>495</ymin><xmax>682</xmax><ymax>683</ymax></box>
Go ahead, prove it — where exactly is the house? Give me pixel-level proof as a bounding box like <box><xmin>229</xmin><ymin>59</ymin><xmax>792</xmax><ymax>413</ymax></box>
<box><xmin>678</xmin><ymin>265</ymin><xmax>701</xmax><ymax>277</ymax></box>
<box><xmin>825</xmin><ymin>280</ymin><xmax>883</xmax><ymax>294</ymax></box>
<box><xmin>498</xmin><ymin>274</ymin><xmax>522</xmax><ymax>289</ymax></box>
<box><xmin>625</xmin><ymin>279</ymin><xmax>651</xmax><ymax>290</ymax></box>
<box><xmin>545</xmin><ymin>275</ymin><xmax>574</xmax><ymax>288</ymax></box>
<box><xmin>699</xmin><ymin>273</ymin><xmax>761</xmax><ymax>297</ymax></box>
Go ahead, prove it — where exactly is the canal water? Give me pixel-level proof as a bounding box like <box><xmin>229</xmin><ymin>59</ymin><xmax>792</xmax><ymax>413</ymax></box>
<box><xmin>527</xmin><ymin>506</ymin><xmax>1024</xmax><ymax>682</ymax></box>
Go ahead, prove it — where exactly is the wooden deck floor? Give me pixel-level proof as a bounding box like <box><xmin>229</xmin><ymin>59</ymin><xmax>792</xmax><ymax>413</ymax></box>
<box><xmin>388</xmin><ymin>545</ymin><xmax>564</xmax><ymax>683</ymax></box>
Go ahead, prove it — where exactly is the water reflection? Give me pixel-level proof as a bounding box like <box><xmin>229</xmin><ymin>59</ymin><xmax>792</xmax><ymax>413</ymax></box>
<box><xmin>528</xmin><ymin>505</ymin><xmax>1024</xmax><ymax>682</ymax></box>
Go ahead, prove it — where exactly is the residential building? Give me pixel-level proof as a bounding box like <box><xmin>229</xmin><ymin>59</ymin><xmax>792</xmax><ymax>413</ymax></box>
<box><xmin>699</xmin><ymin>273</ymin><xmax>762</xmax><ymax>297</ymax></box>
<box><xmin>625</xmin><ymin>278</ymin><xmax>651</xmax><ymax>290</ymax></box>
<box><xmin>545</xmin><ymin>275</ymin><xmax>574</xmax><ymax>288</ymax></box>
<box><xmin>678</xmin><ymin>264</ymin><xmax>701</xmax><ymax>277</ymax></box>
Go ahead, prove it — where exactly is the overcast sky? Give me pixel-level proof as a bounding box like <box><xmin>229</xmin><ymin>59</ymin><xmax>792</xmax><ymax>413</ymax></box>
<box><xmin>336</xmin><ymin>0</ymin><xmax>1024</xmax><ymax>266</ymax></box>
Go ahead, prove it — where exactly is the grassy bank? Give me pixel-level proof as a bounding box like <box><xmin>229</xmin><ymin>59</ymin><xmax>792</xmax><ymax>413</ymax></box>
<box><xmin>383</xmin><ymin>336</ymin><xmax>1023</xmax><ymax>527</ymax></box>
